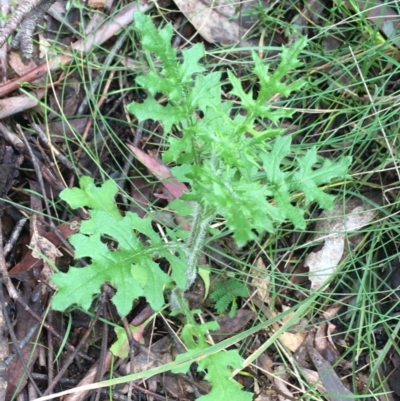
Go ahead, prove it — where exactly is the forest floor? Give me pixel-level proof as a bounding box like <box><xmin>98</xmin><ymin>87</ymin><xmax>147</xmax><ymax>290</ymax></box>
<box><xmin>0</xmin><ymin>1</ymin><xmax>400</xmax><ymax>400</ymax></box>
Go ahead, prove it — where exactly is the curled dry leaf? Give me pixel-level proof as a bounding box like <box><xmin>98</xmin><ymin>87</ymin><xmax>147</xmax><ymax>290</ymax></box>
<box><xmin>251</xmin><ymin>257</ymin><xmax>271</xmax><ymax>304</ymax></box>
<box><xmin>30</xmin><ymin>214</ymin><xmax>62</xmax><ymax>287</ymax></box>
<box><xmin>305</xmin><ymin>197</ymin><xmax>378</xmax><ymax>291</ymax></box>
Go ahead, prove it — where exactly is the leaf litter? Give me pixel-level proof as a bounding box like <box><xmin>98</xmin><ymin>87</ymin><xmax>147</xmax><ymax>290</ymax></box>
<box><xmin>0</xmin><ymin>1</ymin><xmax>398</xmax><ymax>400</ymax></box>
<box><xmin>305</xmin><ymin>195</ymin><xmax>379</xmax><ymax>291</ymax></box>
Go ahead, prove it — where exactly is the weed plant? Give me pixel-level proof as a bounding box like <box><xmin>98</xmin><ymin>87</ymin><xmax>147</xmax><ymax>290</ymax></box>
<box><xmin>49</xmin><ymin>11</ymin><xmax>356</xmax><ymax>400</ymax></box>
<box><xmin>21</xmin><ymin>1</ymin><xmax>400</xmax><ymax>399</ymax></box>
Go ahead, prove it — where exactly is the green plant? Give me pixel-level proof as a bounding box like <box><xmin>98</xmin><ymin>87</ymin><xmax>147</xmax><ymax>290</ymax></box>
<box><xmin>210</xmin><ymin>278</ymin><xmax>249</xmax><ymax>317</ymax></box>
<box><xmin>51</xmin><ymin>11</ymin><xmax>352</xmax><ymax>401</ymax></box>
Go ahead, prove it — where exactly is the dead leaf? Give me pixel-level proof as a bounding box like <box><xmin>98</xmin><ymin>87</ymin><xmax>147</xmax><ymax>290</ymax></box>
<box><xmin>274</xmin><ymin>365</ymin><xmax>294</xmax><ymax>401</ymax></box>
<box><xmin>314</xmin><ymin>323</ymin><xmax>340</xmax><ymax>365</ymax></box>
<box><xmin>8</xmin><ymin>51</ymin><xmax>37</xmax><ymax>76</ymax></box>
<box><xmin>30</xmin><ymin>215</ymin><xmax>63</xmax><ymax>287</ymax></box>
<box><xmin>257</xmin><ymin>352</ymin><xmax>274</xmax><ymax>382</ymax></box>
<box><xmin>9</xmin><ymin>218</ymin><xmax>79</xmax><ymax>285</ymax></box>
<box><xmin>88</xmin><ymin>0</ymin><xmax>106</xmax><ymax>9</ymax></box>
<box><xmin>36</xmin><ymin>118</ymin><xmax>89</xmax><ymax>143</ymax></box>
<box><xmin>126</xmin><ymin>143</ymin><xmax>188</xmax><ymax>201</ymax></box>
<box><xmin>211</xmin><ymin>308</ymin><xmax>254</xmax><ymax>342</ymax></box>
<box><xmin>251</xmin><ymin>257</ymin><xmax>271</xmax><ymax>304</ymax></box>
<box><xmin>173</xmin><ymin>0</ymin><xmax>259</xmax><ymax>45</ymax></box>
<box><xmin>279</xmin><ymin>331</ymin><xmax>307</xmax><ymax>353</ymax></box>
<box><xmin>301</xmin><ymin>368</ymin><xmax>326</xmax><ymax>393</ymax></box>
<box><xmin>306</xmin><ymin>344</ymin><xmax>354</xmax><ymax>401</ymax></box>
<box><xmin>250</xmin><ymin>260</ymin><xmax>306</xmax><ymax>352</ymax></box>
<box><xmin>305</xmin><ymin>197</ymin><xmax>378</xmax><ymax>290</ymax></box>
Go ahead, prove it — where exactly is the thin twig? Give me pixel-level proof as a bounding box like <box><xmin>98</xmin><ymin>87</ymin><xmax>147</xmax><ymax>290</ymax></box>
<box><xmin>0</xmin><ymin>218</ymin><xmax>42</xmax><ymax>396</ymax></box>
<box><xmin>4</xmin><ymin>217</ymin><xmax>28</xmax><ymax>257</ymax></box>
<box><xmin>42</xmin><ymin>290</ymin><xmax>108</xmax><ymax>396</ymax></box>
<box><xmin>0</xmin><ymin>0</ymin><xmax>43</xmax><ymax>47</ymax></box>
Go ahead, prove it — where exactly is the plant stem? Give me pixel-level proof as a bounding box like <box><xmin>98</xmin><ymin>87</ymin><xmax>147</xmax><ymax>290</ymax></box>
<box><xmin>184</xmin><ymin>202</ymin><xmax>213</xmax><ymax>289</ymax></box>
<box><xmin>170</xmin><ymin>202</ymin><xmax>213</xmax><ymax>312</ymax></box>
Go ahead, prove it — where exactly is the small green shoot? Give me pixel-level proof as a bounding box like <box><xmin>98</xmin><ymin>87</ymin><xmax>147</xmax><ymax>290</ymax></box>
<box><xmin>210</xmin><ymin>278</ymin><xmax>249</xmax><ymax>318</ymax></box>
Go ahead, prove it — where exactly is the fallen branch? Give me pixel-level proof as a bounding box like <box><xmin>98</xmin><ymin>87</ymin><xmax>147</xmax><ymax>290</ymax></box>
<box><xmin>0</xmin><ymin>0</ymin><xmax>154</xmax><ymax>97</ymax></box>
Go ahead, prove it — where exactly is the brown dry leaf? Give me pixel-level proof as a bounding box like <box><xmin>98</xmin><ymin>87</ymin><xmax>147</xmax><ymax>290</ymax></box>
<box><xmin>30</xmin><ymin>214</ymin><xmax>62</xmax><ymax>285</ymax></box>
<box><xmin>37</xmin><ymin>118</ymin><xmax>89</xmax><ymax>142</ymax></box>
<box><xmin>251</xmin><ymin>257</ymin><xmax>271</xmax><ymax>304</ymax></box>
<box><xmin>305</xmin><ymin>197</ymin><xmax>378</xmax><ymax>290</ymax></box>
<box><xmin>173</xmin><ymin>0</ymin><xmax>259</xmax><ymax>45</ymax></box>
<box><xmin>8</xmin><ymin>51</ymin><xmax>37</xmax><ymax>76</ymax></box>
<box><xmin>88</xmin><ymin>0</ymin><xmax>106</xmax><ymax>9</ymax></box>
<box><xmin>300</xmin><ymin>368</ymin><xmax>326</xmax><ymax>393</ymax></box>
<box><xmin>211</xmin><ymin>308</ymin><xmax>254</xmax><ymax>342</ymax></box>
<box><xmin>278</xmin><ymin>331</ymin><xmax>307</xmax><ymax>353</ymax></box>
<box><xmin>48</xmin><ymin>76</ymin><xmax>82</xmax><ymax>119</ymax></box>
<box><xmin>306</xmin><ymin>344</ymin><xmax>354</xmax><ymax>401</ymax></box>
<box><xmin>257</xmin><ymin>352</ymin><xmax>274</xmax><ymax>382</ymax></box>
<box><xmin>121</xmin><ymin>336</ymin><xmax>200</xmax><ymax>399</ymax></box>
<box><xmin>314</xmin><ymin>322</ymin><xmax>340</xmax><ymax>365</ymax></box>
<box><xmin>321</xmin><ymin>295</ymin><xmax>354</xmax><ymax>320</ymax></box>
<box><xmin>274</xmin><ymin>365</ymin><xmax>294</xmax><ymax>401</ymax></box>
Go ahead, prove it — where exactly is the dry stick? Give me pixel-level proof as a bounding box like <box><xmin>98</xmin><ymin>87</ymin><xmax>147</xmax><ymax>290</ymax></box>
<box><xmin>5</xmin><ymin>322</ymin><xmax>40</xmax><ymax>365</ymax></box>
<box><xmin>32</xmin><ymin>123</ymin><xmax>79</xmax><ymax>173</ymax></box>
<box><xmin>0</xmin><ymin>219</ymin><xmax>43</xmax><ymax>397</ymax></box>
<box><xmin>0</xmin><ymin>0</ymin><xmax>155</xmax><ymax>97</ymax></box>
<box><xmin>0</xmin><ymin>279</ymin><xmax>93</xmax><ymax>361</ymax></box>
<box><xmin>63</xmin><ymin>352</ymin><xmax>113</xmax><ymax>401</ymax></box>
<box><xmin>0</xmin><ymin>0</ymin><xmax>43</xmax><ymax>47</ymax></box>
<box><xmin>90</xmin><ymin>296</ymin><xmax>109</xmax><ymax>401</ymax></box>
<box><xmin>59</xmin><ymin>303</ymin><xmax>167</xmax><ymax>401</ymax></box>
<box><xmin>42</xmin><ymin>290</ymin><xmax>108</xmax><ymax>396</ymax></box>
<box><xmin>4</xmin><ymin>217</ymin><xmax>28</xmax><ymax>257</ymax></box>
<box><xmin>0</xmin><ymin>0</ymin><xmax>10</xmax><ymax>84</ymax></box>
<box><xmin>0</xmin><ymin>133</ymin><xmax>92</xmax><ymax>363</ymax></box>
<box><xmin>0</xmin><ymin>122</ymin><xmax>24</xmax><ymax>149</ymax></box>
<box><xmin>46</xmin><ymin>311</ymin><xmax>54</xmax><ymax>390</ymax></box>
<box><xmin>121</xmin><ymin>317</ymin><xmax>135</xmax><ymax>401</ymax></box>
<box><xmin>17</xmin><ymin>125</ymin><xmax>75</xmax><ymax>257</ymax></box>
<box><xmin>11</xmin><ymin>0</ymin><xmax>56</xmax><ymax>58</ymax></box>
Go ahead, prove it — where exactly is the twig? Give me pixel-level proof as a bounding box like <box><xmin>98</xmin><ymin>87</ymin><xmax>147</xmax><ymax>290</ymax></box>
<box><xmin>0</xmin><ymin>0</ymin><xmax>155</xmax><ymax>96</ymax></box>
<box><xmin>5</xmin><ymin>322</ymin><xmax>40</xmax><ymax>364</ymax></box>
<box><xmin>4</xmin><ymin>217</ymin><xmax>28</xmax><ymax>257</ymax></box>
<box><xmin>0</xmin><ymin>0</ymin><xmax>43</xmax><ymax>47</ymax></box>
<box><xmin>11</xmin><ymin>0</ymin><xmax>56</xmax><ymax>58</ymax></box>
<box><xmin>0</xmin><ymin>218</ymin><xmax>42</xmax><ymax>396</ymax></box>
<box><xmin>42</xmin><ymin>289</ymin><xmax>108</xmax><ymax>396</ymax></box>
<box><xmin>32</xmin><ymin>123</ymin><xmax>79</xmax><ymax>174</ymax></box>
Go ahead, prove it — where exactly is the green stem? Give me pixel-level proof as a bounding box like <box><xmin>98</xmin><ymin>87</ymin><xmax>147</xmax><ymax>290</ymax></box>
<box><xmin>184</xmin><ymin>202</ymin><xmax>213</xmax><ymax>290</ymax></box>
<box><xmin>170</xmin><ymin>202</ymin><xmax>213</xmax><ymax>312</ymax></box>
